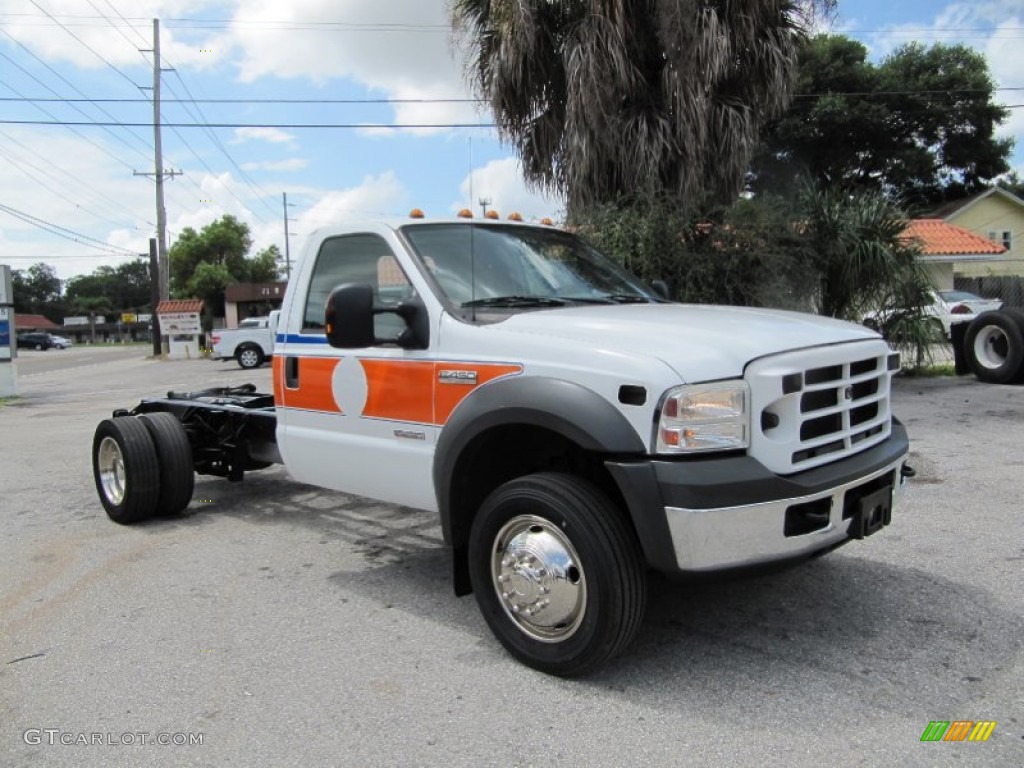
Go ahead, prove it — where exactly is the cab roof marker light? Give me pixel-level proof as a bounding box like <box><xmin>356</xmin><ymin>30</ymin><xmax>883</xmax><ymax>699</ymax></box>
<box><xmin>508</xmin><ymin>212</ymin><xmax>523</xmax><ymax>221</ymax></box>
<box><xmin>485</xmin><ymin>210</ymin><xmax>500</xmax><ymax>220</ymax></box>
<box><xmin>409</xmin><ymin>208</ymin><xmax>425</xmax><ymax>219</ymax></box>
<box><xmin>457</xmin><ymin>208</ymin><xmax>473</xmax><ymax>219</ymax></box>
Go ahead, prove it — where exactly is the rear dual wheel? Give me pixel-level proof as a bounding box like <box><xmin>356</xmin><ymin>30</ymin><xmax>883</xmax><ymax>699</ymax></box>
<box><xmin>92</xmin><ymin>415</ymin><xmax>194</xmax><ymax>524</ymax></box>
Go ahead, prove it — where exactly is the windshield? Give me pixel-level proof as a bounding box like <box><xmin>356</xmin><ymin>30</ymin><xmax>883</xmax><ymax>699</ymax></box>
<box><xmin>400</xmin><ymin>223</ymin><xmax>658</xmax><ymax>312</ymax></box>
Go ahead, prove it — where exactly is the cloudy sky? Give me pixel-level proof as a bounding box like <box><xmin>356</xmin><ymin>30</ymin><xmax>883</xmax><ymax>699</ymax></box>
<box><xmin>0</xmin><ymin>0</ymin><xmax>1021</xmax><ymax>281</ymax></box>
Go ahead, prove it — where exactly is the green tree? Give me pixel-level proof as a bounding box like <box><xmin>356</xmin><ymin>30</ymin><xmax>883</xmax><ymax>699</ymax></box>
<box><xmin>574</xmin><ymin>193</ymin><xmax>812</xmax><ymax>308</ymax></box>
<box><xmin>168</xmin><ymin>215</ymin><xmax>280</xmax><ymax>322</ymax></box>
<box><xmin>752</xmin><ymin>35</ymin><xmax>1013</xmax><ymax>207</ymax></box>
<box><xmin>247</xmin><ymin>245</ymin><xmax>282</xmax><ymax>283</ymax></box>
<box><xmin>169</xmin><ymin>214</ymin><xmax>253</xmax><ymax>296</ymax></box>
<box><xmin>11</xmin><ymin>262</ymin><xmax>62</xmax><ymax>318</ymax></box>
<box><xmin>65</xmin><ymin>259</ymin><xmax>152</xmax><ymax>315</ymax></box>
<box><xmin>453</xmin><ymin>0</ymin><xmax>831</xmax><ymax>215</ymax></box>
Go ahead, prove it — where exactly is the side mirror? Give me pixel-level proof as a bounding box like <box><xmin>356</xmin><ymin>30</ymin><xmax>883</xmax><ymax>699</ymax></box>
<box><xmin>325</xmin><ymin>284</ymin><xmax>430</xmax><ymax>350</ymax></box>
<box><xmin>325</xmin><ymin>283</ymin><xmax>375</xmax><ymax>348</ymax></box>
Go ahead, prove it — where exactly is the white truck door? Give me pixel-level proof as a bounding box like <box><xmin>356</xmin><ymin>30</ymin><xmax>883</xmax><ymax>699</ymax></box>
<box><xmin>274</xmin><ymin>232</ymin><xmax>439</xmax><ymax>510</ymax></box>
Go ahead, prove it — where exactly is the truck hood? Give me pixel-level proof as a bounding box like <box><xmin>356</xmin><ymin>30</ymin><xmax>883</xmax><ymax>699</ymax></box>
<box><xmin>485</xmin><ymin>304</ymin><xmax>878</xmax><ymax>382</ymax></box>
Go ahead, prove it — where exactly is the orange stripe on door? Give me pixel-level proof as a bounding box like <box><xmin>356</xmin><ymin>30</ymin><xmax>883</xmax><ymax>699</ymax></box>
<box><xmin>360</xmin><ymin>359</ymin><xmax>436</xmax><ymax>423</ymax></box>
<box><xmin>278</xmin><ymin>356</ymin><xmax>342</xmax><ymax>413</ymax></box>
<box><xmin>275</xmin><ymin>356</ymin><xmax>522</xmax><ymax>422</ymax></box>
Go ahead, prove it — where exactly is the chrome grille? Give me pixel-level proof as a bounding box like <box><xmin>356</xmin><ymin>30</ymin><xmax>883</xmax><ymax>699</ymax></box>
<box><xmin>746</xmin><ymin>340</ymin><xmax>897</xmax><ymax>475</ymax></box>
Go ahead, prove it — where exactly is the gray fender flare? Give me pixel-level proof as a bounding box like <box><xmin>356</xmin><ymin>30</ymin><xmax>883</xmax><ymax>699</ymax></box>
<box><xmin>433</xmin><ymin>375</ymin><xmax>646</xmax><ymax>547</ymax></box>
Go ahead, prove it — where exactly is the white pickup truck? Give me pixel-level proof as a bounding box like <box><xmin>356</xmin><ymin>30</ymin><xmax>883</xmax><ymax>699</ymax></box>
<box><xmin>90</xmin><ymin>214</ymin><xmax>912</xmax><ymax>676</ymax></box>
<box><xmin>210</xmin><ymin>313</ymin><xmax>277</xmax><ymax>369</ymax></box>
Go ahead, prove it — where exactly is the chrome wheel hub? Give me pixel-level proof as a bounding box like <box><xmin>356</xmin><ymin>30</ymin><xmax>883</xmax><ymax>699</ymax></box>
<box><xmin>240</xmin><ymin>350</ymin><xmax>258</xmax><ymax>367</ymax></box>
<box><xmin>974</xmin><ymin>326</ymin><xmax>1009</xmax><ymax>369</ymax></box>
<box><xmin>97</xmin><ymin>436</ymin><xmax>126</xmax><ymax>505</ymax></box>
<box><xmin>491</xmin><ymin>515</ymin><xmax>586</xmax><ymax>642</ymax></box>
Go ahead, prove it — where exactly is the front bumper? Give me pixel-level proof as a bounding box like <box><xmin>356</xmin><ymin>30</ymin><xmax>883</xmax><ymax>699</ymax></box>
<box><xmin>606</xmin><ymin>423</ymin><xmax>910</xmax><ymax>573</ymax></box>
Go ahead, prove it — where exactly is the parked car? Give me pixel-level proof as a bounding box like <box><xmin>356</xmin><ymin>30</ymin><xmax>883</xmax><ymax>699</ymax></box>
<box><xmin>210</xmin><ymin>313</ymin><xmax>277</xmax><ymax>369</ymax></box>
<box><xmin>863</xmin><ymin>290</ymin><xmax>1003</xmax><ymax>339</ymax></box>
<box><xmin>16</xmin><ymin>332</ymin><xmax>56</xmax><ymax>350</ymax></box>
<box><xmin>50</xmin><ymin>335</ymin><xmax>73</xmax><ymax>349</ymax></box>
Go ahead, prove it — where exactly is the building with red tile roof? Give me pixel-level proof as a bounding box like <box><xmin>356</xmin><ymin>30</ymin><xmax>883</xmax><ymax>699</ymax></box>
<box><xmin>902</xmin><ymin>218</ymin><xmax>1006</xmax><ymax>291</ymax></box>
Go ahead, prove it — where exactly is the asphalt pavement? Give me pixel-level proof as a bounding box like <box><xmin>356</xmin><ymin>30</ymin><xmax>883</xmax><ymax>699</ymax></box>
<box><xmin>0</xmin><ymin>348</ymin><xmax>1021</xmax><ymax>767</ymax></box>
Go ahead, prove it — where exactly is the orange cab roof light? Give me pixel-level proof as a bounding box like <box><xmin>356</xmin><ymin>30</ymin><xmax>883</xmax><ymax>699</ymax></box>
<box><xmin>457</xmin><ymin>208</ymin><xmax>473</xmax><ymax>218</ymax></box>
<box><xmin>507</xmin><ymin>212</ymin><xmax>523</xmax><ymax>221</ymax></box>
<box><xmin>485</xmin><ymin>210</ymin><xmax>499</xmax><ymax>220</ymax></box>
<box><xmin>409</xmin><ymin>208</ymin><xmax>425</xmax><ymax>219</ymax></box>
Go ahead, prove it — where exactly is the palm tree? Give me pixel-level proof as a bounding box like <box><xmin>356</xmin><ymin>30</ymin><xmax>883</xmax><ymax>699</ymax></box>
<box><xmin>800</xmin><ymin>186</ymin><xmax>939</xmax><ymax>366</ymax></box>
<box><xmin>451</xmin><ymin>0</ymin><xmax>829</xmax><ymax>214</ymax></box>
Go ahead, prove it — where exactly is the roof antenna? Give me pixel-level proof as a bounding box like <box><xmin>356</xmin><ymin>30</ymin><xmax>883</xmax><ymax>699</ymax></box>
<box><xmin>469</xmin><ymin>137</ymin><xmax>476</xmax><ymax>322</ymax></box>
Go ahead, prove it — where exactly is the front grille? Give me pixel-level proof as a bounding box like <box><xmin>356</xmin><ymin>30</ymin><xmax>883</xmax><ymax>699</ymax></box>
<box><xmin>746</xmin><ymin>340</ymin><xmax>896</xmax><ymax>475</ymax></box>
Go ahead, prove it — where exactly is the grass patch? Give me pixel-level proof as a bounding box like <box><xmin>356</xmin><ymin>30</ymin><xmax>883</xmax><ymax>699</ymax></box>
<box><xmin>900</xmin><ymin>362</ymin><xmax>957</xmax><ymax>378</ymax></box>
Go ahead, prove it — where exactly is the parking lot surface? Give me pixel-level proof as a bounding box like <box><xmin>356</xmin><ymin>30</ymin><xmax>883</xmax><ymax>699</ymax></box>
<box><xmin>1</xmin><ymin>348</ymin><xmax>1021</xmax><ymax>767</ymax></box>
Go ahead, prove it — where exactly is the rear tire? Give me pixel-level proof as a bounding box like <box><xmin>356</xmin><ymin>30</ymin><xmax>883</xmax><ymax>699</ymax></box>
<box><xmin>237</xmin><ymin>344</ymin><xmax>264</xmax><ymax>369</ymax></box>
<box><xmin>92</xmin><ymin>417</ymin><xmax>161</xmax><ymax>524</ymax></box>
<box><xmin>140</xmin><ymin>412</ymin><xmax>195</xmax><ymax>515</ymax></box>
<box><xmin>964</xmin><ymin>311</ymin><xmax>1024</xmax><ymax>384</ymax></box>
<box><xmin>468</xmin><ymin>472</ymin><xmax>646</xmax><ymax>676</ymax></box>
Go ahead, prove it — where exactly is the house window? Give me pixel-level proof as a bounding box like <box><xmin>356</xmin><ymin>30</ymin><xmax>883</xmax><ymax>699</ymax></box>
<box><xmin>988</xmin><ymin>230</ymin><xmax>1013</xmax><ymax>251</ymax></box>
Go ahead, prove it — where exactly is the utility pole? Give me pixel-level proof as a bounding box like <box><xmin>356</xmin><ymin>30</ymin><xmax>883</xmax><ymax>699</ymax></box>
<box><xmin>282</xmin><ymin>192</ymin><xmax>293</xmax><ymax>280</ymax></box>
<box><xmin>152</xmin><ymin>18</ymin><xmax>169</xmax><ymax>303</ymax></box>
<box><xmin>479</xmin><ymin>197</ymin><xmax>492</xmax><ymax>217</ymax></box>
<box><xmin>136</xmin><ymin>19</ymin><xmax>180</xmax><ymax>319</ymax></box>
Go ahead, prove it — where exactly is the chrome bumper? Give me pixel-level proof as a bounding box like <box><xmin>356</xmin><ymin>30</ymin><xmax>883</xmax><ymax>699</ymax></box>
<box><xmin>664</xmin><ymin>455</ymin><xmax>909</xmax><ymax>572</ymax></box>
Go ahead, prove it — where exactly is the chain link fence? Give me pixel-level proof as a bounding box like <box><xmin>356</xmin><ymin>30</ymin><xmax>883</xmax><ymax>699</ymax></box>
<box><xmin>955</xmin><ymin>266</ymin><xmax>1024</xmax><ymax>309</ymax></box>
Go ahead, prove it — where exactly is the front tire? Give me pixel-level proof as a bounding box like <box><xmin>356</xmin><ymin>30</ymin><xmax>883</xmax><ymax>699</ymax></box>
<box><xmin>468</xmin><ymin>472</ymin><xmax>646</xmax><ymax>676</ymax></box>
<box><xmin>237</xmin><ymin>344</ymin><xmax>264</xmax><ymax>369</ymax></box>
<box><xmin>92</xmin><ymin>417</ymin><xmax>161</xmax><ymax>524</ymax></box>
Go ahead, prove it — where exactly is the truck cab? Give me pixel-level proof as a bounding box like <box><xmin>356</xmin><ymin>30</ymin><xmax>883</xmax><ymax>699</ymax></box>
<box><xmin>269</xmin><ymin>215</ymin><xmax>910</xmax><ymax>673</ymax></box>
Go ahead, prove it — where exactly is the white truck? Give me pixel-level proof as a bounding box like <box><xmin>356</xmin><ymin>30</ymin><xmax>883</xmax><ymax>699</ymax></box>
<box><xmin>90</xmin><ymin>214</ymin><xmax>912</xmax><ymax>676</ymax></box>
<box><xmin>210</xmin><ymin>313</ymin><xmax>277</xmax><ymax>369</ymax></box>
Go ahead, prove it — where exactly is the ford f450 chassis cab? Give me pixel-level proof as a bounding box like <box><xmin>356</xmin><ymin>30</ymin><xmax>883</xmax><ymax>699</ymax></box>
<box><xmin>91</xmin><ymin>216</ymin><xmax>911</xmax><ymax>676</ymax></box>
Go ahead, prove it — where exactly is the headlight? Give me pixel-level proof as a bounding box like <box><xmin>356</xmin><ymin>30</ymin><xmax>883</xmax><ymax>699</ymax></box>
<box><xmin>655</xmin><ymin>381</ymin><xmax>749</xmax><ymax>454</ymax></box>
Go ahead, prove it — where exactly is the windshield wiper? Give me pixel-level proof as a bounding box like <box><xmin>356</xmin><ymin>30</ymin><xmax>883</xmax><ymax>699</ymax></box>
<box><xmin>597</xmin><ymin>294</ymin><xmax>652</xmax><ymax>304</ymax></box>
<box><xmin>461</xmin><ymin>295</ymin><xmax>568</xmax><ymax>309</ymax></box>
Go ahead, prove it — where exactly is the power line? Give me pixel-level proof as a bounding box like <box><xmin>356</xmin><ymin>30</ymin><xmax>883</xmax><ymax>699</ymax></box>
<box><xmin>0</xmin><ymin>120</ymin><xmax>502</xmax><ymax>128</ymax></box>
<box><xmin>1</xmin><ymin>88</ymin><xmax>1020</xmax><ymax>106</ymax></box>
<box><xmin>27</xmin><ymin>0</ymin><xmax>142</xmax><ymax>90</ymax></box>
<box><xmin>0</xmin><ymin>96</ymin><xmax>485</xmax><ymax>104</ymax></box>
<box><xmin>163</xmin><ymin>68</ymin><xmax>279</xmax><ymax>221</ymax></box>
<box><xmin>0</xmin><ymin>201</ymin><xmax>137</xmax><ymax>255</ymax></box>
<box><xmin>0</xmin><ymin>139</ymin><xmax>144</xmax><ymax>231</ymax></box>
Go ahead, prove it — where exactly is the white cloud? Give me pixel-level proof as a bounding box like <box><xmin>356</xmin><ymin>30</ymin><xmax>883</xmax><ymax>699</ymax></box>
<box><xmin>0</xmin><ymin>0</ymin><xmax>229</xmax><ymax>71</ymax></box>
<box><xmin>242</xmin><ymin>172</ymin><xmax>408</xmax><ymax>268</ymax></box>
<box><xmin>454</xmin><ymin>158</ymin><xmax>563</xmax><ymax>222</ymax></box>
<box><xmin>240</xmin><ymin>158</ymin><xmax>308</xmax><ymax>172</ymax></box>
<box><xmin>229</xmin><ymin>0</ymin><xmax>480</xmax><ymax>133</ymax></box>
<box><xmin>0</xmin><ymin>127</ymin><xmax>155</xmax><ymax>279</ymax></box>
<box><xmin>297</xmin><ymin>171</ymin><xmax>407</xmax><ymax>227</ymax></box>
<box><xmin>232</xmin><ymin>127</ymin><xmax>296</xmax><ymax>145</ymax></box>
